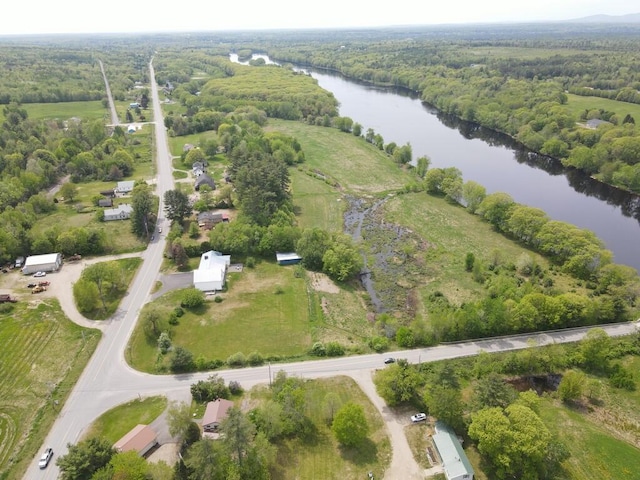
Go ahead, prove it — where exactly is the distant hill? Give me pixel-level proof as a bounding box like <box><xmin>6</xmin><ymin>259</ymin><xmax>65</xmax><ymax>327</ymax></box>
<box><xmin>566</xmin><ymin>13</ymin><xmax>640</xmax><ymax>23</ymax></box>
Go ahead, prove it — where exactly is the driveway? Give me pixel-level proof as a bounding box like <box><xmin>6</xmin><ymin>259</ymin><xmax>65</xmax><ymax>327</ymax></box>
<box><xmin>151</xmin><ymin>272</ymin><xmax>193</xmax><ymax>300</ymax></box>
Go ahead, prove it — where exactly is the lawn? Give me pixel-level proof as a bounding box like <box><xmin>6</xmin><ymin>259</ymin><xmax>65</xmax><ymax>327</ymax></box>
<box><xmin>128</xmin><ymin>261</ymin><xmax>312</xmax><ymax>372</ymax></box>
<box><xmin>83</xmin><ymin>396</ymin><xmax>168</xmax><ymax>443</ymax></box>
<box><xmin>252</xmin><ymin>376</ymin><xmax>391</xmax><ymax>480</ymax></box>
<box><xmin>21</xmin><ymin>101</ymin><xmax>108</xmax><ymax>122</ymax></box>
<box><xmin>565</xmin><ymin>94</ymin><xmax>640</xmax><ymax>123</ymax></box>
<box><xmin>0</xmin><ymin>301</ymin><xmax>100</xmax><ymax>480</ymax></box>
<box><xmin>539</xmin><ymin>396</ymin><xmax>640</xmax><ymax>480</ymax></box>
<box><xmin>167</xmin><ymin>131</ymin><xmax>219</xmax><ymax>157</ymax></box>
<box><xmin>267</xmin><ymin>119</ymin><xmax>414</xmax><ymax>194</ymax></box>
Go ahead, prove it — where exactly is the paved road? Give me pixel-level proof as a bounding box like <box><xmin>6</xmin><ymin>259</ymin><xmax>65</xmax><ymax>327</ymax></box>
<box><xmin>26</xmin><ymin>59</ymin><xmax>640</xmax><ymax>479</ymax></box>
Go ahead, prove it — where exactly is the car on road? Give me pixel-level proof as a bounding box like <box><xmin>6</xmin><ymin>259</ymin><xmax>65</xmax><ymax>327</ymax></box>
<box><xmin>38</xmin><ymin>447</ymin><xmax>53</xmax><ymax>469</ymax></box>
<box><xmin>158</xmin><ymin>226</ymin><xmax>162</xmax><ymax>233</ymax></box>
<box><xmin>411</xmin><ymin>413</ymin><xmax>427</xmax><ymax>423</ymax></box>
<box><xmin>384</xmin><ymin>357</ymin><xmax>395</xmax><ymax>364</ymax></box>
<box><xmin>33</xmin><ymin>271</ymin><xmax>46</xmax><ymax>277</ymax></box>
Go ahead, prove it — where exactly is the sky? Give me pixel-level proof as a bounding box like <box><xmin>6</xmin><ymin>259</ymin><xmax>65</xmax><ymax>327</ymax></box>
<box><xmin>1</xmin><ymin>0</ymin><xmax>637</xmax><ymax>35</ymax></box>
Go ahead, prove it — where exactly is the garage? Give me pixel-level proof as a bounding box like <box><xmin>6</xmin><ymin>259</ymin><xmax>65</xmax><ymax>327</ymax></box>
<box><xmin>21</xmin><ymin>253</ymin><xmax>63</xmax><ymax>275</ymax></box>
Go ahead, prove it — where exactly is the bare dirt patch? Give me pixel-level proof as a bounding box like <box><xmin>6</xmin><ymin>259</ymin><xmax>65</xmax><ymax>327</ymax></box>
<box><xmin>309</xmin><ymin>271</ymin><xmax>340</xmax><ymax>294</ymax></box>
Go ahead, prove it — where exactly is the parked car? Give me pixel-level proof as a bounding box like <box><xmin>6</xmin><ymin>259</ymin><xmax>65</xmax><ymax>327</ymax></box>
<box><xmin>158</xmin><ymin>226</ymin><xmax>162</xmax><ymax>233</ymax></box>
<box><xmin>27</xmin><ymin>283</ymin><xmax>37</xmax><ymax>288</ymax></box>
<box><xmin>32</xmin><ymin>285</ymin><xmax>46</xmax><ymax>294</ymax></box>
<box><xmin>384</xmin><ymin>357</ymin><xmax>395</xmax><ymax>364</ymax></box>
<box><xmin>411</xmin><ymin>413</ymin><xmax>427</xmax><ymax>423</ymax></box>
<box><xmin>38</xmin><ymin>281</ymin><xmax>50</xmax><ymax>287</ymax></box>
<box><xmin>38</xmin><ymin>447</ymin><xmax>53</xmax><ymax>469</ymax></box>
<box><xmin>33</xmin><ymin>271</ymin><xmax>46</xmax><ymax>277</ymax></box>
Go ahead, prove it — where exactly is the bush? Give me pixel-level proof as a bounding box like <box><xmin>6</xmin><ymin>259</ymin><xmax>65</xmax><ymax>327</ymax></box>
<box><xmin>311</xmin><ymin>342</ymin><xmax>326</xmax><ymax>356</ymax></box>
<box><xmin>369</xmin><ymin>336</ymin><xmax>389</xmax><ymax>352</ymax></box>
<box><xmin>609</xmin><ymin>364</ymin><xmax>636</xmax><ymax>391</ymax></box>
<box><xmin>325</xmin><ymin>342</ymin><xmax>345</xmax><ymax>357</ymax></box>
<box><xmin>174</xmin><ymin>306</ymin><xmax>184</xmax><ymax>317</ymax></box>
<box><xmin>171</xmin><ymin>346</ymin><xmax>194</xmax><ymax>372</ymax></box>
<box><xmin>180</xmin><ymin>288</ymin><xmax>205</xmax><ymax>309</ymax></box>
<box><xmin>227</xmin><ymin>352</ymin><xmax>247</xmax><ymax>367</ymax></box>
<box><xmin>247</xmin><ymin>351</ymin><xmax>264</xmax><ymax>366</ymax></box>
<box><xmin>168</xmin><ymin>312</ymin><xmax>179</xmax><ymax>325</ymax></box>
<box><xmin>246</xmin><ymin>256</ymin><xmax>256</xmax><ymax>268</ymax></box>
<box><xmin>274</xmin><ymin>285</ymin><xmax>284</xmax><ymax>295</ymax></box>
<box><xmin>229</xmin><ymin>380</ymin><xmax>243</xmax><ymax>395</ymax></box>
<box><xmin>214</xmin><ymin>295</ymin><xmax>223</xmax><ymax>303</ymax></box>
<box><xmin>157</xmin><ymin>332</ymin><xmax>172</xmax><ymax>354</ymax></box>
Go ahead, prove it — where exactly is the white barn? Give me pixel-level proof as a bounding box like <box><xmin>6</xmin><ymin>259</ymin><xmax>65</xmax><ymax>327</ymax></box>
<box><xmin>193</xmin><ymin>250</ymin><xmax>231</xmax><ymax>292</ymax></box>
<box><xmin>22</xmin><ymin>253</ymin><xmax>63</xmax><ymax>275</ymax></box>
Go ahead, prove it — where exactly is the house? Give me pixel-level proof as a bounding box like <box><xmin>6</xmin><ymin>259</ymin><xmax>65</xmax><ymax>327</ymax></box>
<box><xmin>202</xmin><ymin>399</ymin><xmax>234</xmax><ymax>433</ymax></box>
<box><xmin>197</xmin><ymin>211</ymin><xmax>229</xmax><ymax>230</ymax></box>
<box><xmin>276</xmin><ymin>252</ymin><xmax>302</xmax><ymax>266</ymax></box>
<box><xmin>21</xmin><ymin>253</ymin><xmax>63</xmax><ymax>275</ymax></box>
<box><xmin>183</xmin><ymin>143</ymin><xmax>194</xmax><ymax>152</ymax></box>
<box><xmin>115</xmin><ymin>181</ymin><xmax>135</xmax><ymax>196</ymax></box>
<box><xmin>432</xmin><ymin>421</ymin><xmax>474</xmax><ymax>480</ymax></box>
<box><xmin>98</xmin><ymin>198</ymin><xmax>113</xmax><ymax>207</ymax></box>
<box><xmin>585</xmin><ymin>119</ymin><xmax>611</xmax><ymax>129</ymax></box>
<box><xmin>193</xmin><ymin>250</ymin><xmax>231</xmax><ymax>292</ymax></box>
<box><xmin>194</xmin><ymin>174</ymin><xmax>215</xmax><ymax>191</ymax></box>
<box><xmin>104</xmin><ymin>204</ymin><xmax>133</xmax><ymax>221</ymax></box>
<box><xmin>114</xmin><ymin>424</ymin><xmax>158</xmax><ymax>456</ymax></box>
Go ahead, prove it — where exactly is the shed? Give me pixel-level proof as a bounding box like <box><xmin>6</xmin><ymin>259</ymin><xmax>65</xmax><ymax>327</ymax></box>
<box><xmin>276</xmin><ymin>252</ymin><xmax>302</xmax><ymax>266</ymax></box>
<box><xmin>98</xmin><ymin>198</ymin><xmax>113</xmax><ymax>207</ymax></box>
<box><xmin>104</xmin><ymin>204</ymin><xmax>133</xmax><ymax>221</ymax></box>
<box><xmin>194</xmin><ymin>174</ymin><xmax>215</xmax><ymax>191</ymax></box>
<box><xmin>21</xmin><ymin>253</ymin><xmax>63</xmax><ymax>275</ymax></box>
<box><xmin>114</xmin><ymin>424</ymin><xmax>158</xmax><ymax>456</ymax></box>
<box><xmin>193</xmin><ymin>250</ymin><xmax>231</xmax><ymax>292</ymax></box>
<box><xmin>432</xmin><ymin>421</ymin><xmax>474</xmax><ymax>480</ymax></box>
<box><xmin>197</xmin><ymin>211</ymin><xmax>229</xmax><ymax>230</ymax></box>
<box><xmin>202</xmin><ymin>399</ymin><xmax>234</xmax><ymax>432</ymax></box>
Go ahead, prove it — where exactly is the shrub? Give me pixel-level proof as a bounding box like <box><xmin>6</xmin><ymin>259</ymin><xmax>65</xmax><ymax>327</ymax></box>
<box><xmin>168</xmin><ymin>312</ymin><xmax>179</xmax><ymax>325</ymax></box>
<box><xmin>311</xmin><ymin>342</ymin><xmax>326</xmax><ymax>356</ymax></box>
<box><xmin>171</xmin><ymin>346</ymin><xmax>194</xmax><ymax>372</ymax></box>
<box><xmin>247</xmin><ymin>351</ymin><xmax>264</xmax><ymax>366</ymax></box>
<box><xmin>180</xmin><ymin>288</ymin><xmax>205</xmax><ymax>309</ymax></box>
<box><xmin>246</xmin><ymin>256</ymin><xmax>256</xmax><ymax>268</ymax></box>
<box><xmin>274</xmin><ymin>285</ymin><xmax>284</xmax><ymax>295</ymax></box>
<box><xmin>325</xmin><ymin>342</ymin><xmax>345</xmax><ymax>357</ymax></box>
<box><xmin>229</xmin><ymin>381</ymin><xmax>243</xmax><ymax>395</ymax></box>
<box><xmin>174</xmin><ymin>306</ymin><xmax>184</xmax><ymax>317</ymax></box>
<box><xmin>157</xmin><ymin>332</ymin><xmax>172</xmax><ymax>354</ymax></box>
<box><xmin>227</xmin><ymin>352</ymin><xmax>247</xmax><ymax>367</ymax></box>
<box><xmin>369</xmin><ymin>336</ymin><xmax>390</xmax><ymax>352</ymax></box>
<box><xmin>214</xmin><ymin>295</ymin><xmax>223</xmax><ymax>303</ymax></box>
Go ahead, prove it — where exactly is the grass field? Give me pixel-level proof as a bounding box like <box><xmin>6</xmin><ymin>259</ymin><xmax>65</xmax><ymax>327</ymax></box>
<box><xmin>83</xmin><ymin>396</ymin><xmax>167</xmax><ymax>443</ymax></box>
<box><xmin>290</xmin><ymin>168</ymin><xmax>345</xmax><ymax>232</ymax></box>
<box><xmin>268</xmin><ymin>119</ymin><xmax>413</xmax><ymax>194</ymax></box>
<box><xmin>128</xmin><ymin>261</ymin><xmax>312</xmax><ymax>372</ymax></box>
<box><xmin>0</xmin><ymin>301</ymin><xmax>100</xmax><ymax>480</ymax></box>
<box><xmin>565</xmin><ymin>94</ymin><xmax>640</xmax><ymax>122</ymax></box>
<box><xmin>21</xmin><ymin>101</ymin><xmax>108</xmax><ymax>122</ymax></box>
<box><xmin>252</xmin><ymin>376</ymin><xmax>391</xmax><ymax>480</ymax></box>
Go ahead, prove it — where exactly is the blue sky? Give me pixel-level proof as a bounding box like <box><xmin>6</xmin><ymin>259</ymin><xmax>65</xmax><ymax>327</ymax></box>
<box><xmin>1</xmin><ymin>0</ymin><xmax>637</xmax><ymax>35</ymax></box>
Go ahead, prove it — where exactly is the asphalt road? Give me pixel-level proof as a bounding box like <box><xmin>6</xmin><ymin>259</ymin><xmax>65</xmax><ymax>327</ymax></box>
<box><xmin>26</xmin><ymin>60</ymin><xmax>640</xmax><ymax>479</ymax></box>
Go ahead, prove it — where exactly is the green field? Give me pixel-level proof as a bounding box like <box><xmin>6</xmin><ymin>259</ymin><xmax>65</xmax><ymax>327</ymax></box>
<box><xmin>0</xmin><ymin>301</ymin><xmax>100</xmax><ymax>480</ymax></box>
<box><xmin>290</xmin><ymin>168</ymin><xmax>345</xmax><ymax>232</ymax></box>
<box><xmin>565</xmin><ymin>94</ymin><xmax>640</xmax><ymax>122</ymax></box>
<box><xmin>268</xmin><ymin>119</ymin><xmax>413</xmax><ymax>194</ymax></box>
<box><xmin>128</xmin><ymin>262</ymin><xmax>312</xmax><ymax>372</ymax></box>
<box><xmin>20</xmin><ymin>101</ymin><xmax>108</xmax><ymax>122</ymax></box>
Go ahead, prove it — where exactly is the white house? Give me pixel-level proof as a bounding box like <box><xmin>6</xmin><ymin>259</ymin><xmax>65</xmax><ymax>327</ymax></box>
<box><xmin>22</xmin><ymin>253</ymin><xmax>63</xmax><ymax>275</ymax></box>
<box><xmin>193</xmin><ymin>250</ymin><xmax>231</xmax><ymax>292</ymax></box>
<box><xmin>115</xmin><ymin>180</ymin><xmax>135</xmax><ymax>196</ymax></box>
<box><xmin>104</xmin><ymin>204</ymin><xmax>133</xmax><ymax>221</ymax></box>
<box><xmin>114</xmin><ymin>424</ymin><xmax>158</xmax><ymax>457</ymax></box>
<box><xmin>432</xmin><ymin>421</ymin><xmax>474</xmax><ymax>480</ymax></box>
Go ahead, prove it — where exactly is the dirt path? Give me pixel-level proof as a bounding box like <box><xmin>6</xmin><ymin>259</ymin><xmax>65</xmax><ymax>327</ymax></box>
<box><xmin>348</xmin><ymin>369</ymin><xmax>426</xmax><ymax>480</ymax></box>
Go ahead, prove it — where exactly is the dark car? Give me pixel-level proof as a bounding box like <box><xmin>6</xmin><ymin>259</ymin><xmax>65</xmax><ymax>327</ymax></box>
<box><xmin>38</xmin><ymin>447</ymin><xmax>53</xmax><ymax>469</ymax></box>
<box><xmin>384</xmin><ymin>357</ymin><xmax>395</xmax><ymax>364</ymax></box>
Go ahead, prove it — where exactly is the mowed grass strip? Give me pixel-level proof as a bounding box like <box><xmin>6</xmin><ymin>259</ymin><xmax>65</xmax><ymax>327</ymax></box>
<box><xmin>0</xmin><ymin>301</ymin><xmax>100</xmax><ymax>480</ymax></box>
<box><xmin>83</xmin><ymin>396</ymin><xmax>168</xmax><ymax>443</ymax></box>
<box><xmin>267</xmin><ymin>119</ymin><xmax>413</xmax><ymax>194</ymax></box>
<box><xmin>565</xmin><ymin>94</ymin><xmax>640</xmax><ymax>123</ymax></box>
<box><xmin>129</xmin><ymin>261</ymin><xmax>311</xmax><ymax>371</ymax></box>
<box><xmin>263</xmin><ymin>376</ymin><xmax>391</xmax><ymax>480</ymax></box>
<box><xmin>290</xmin><ymin>168</ymin><xmax>345</xmax><ymax>232</ymax></box>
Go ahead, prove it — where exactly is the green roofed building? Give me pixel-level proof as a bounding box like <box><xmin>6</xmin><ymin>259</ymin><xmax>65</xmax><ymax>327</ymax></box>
<box><xmin>432</xmin><ymin>421</ymin><xmax>474</xmax><ymax>480</ymax></box>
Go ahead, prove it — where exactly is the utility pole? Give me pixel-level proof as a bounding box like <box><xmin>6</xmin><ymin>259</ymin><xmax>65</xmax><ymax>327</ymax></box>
<box><xmin>268</xmin><ymin>362</ymin><xmax>272</xmax><ymax>387</ymax></box>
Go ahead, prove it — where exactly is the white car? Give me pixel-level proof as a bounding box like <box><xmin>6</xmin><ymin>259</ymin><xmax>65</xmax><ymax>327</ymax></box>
<box><xmin>33</xmin><ymin>271</ymin><xmax>47</xmax><ymax>278</ymax></box>
<box><xmin>411</xmin><ymin>413</ymin><xmax>427</xmax><ymax>423</ymax></box>
<box><xmin>38</xmin><ymin>447</ymin><xmax>53</xmax><ymax>469</ymax></box>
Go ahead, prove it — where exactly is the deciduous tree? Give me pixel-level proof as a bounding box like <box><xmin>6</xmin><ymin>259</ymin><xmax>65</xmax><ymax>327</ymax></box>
<box><xmin>332</xmin><ymin>402</ymin><xmax>369</xmax><ymax>446</ymax></box>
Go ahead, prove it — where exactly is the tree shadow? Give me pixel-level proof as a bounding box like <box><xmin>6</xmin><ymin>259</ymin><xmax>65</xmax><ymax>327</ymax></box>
<box><xmin>338</xmin><ymin>438</ymin><xmax>378</xmax><ymax>466</ymax></box>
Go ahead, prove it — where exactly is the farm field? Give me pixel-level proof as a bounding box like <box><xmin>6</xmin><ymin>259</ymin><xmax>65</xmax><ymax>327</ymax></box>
<box><xmin>0</xmin><ymin>301</ymin><xmax>100</xmax><ymax>479</ymax></box>
<box><xmin>20</xmin><ymin>100</ymin><xmax>108</xmax><ymax>122</ymax></box>
<box><xmin>565</xmin><ymin>94</ymin><xmax>640</xmax><ymax>122</ymax></box>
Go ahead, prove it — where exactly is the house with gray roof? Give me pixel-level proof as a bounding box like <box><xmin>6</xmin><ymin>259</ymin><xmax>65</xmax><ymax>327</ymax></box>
<box><xmin>432</xmin><ymin>421</ymin><xmax>474</xmax><ymax>480</ymax></box>
<box><xmin>104</xmin><ymin>204</ymin><xmax>133</xmax><ymax>221</ymax></box>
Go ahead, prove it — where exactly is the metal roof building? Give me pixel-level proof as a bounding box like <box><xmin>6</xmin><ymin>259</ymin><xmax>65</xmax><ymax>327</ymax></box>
<box><xmin>432</xmin><ymin>421</ymin><xmax>474</xmax><ymax>480</ymax></box>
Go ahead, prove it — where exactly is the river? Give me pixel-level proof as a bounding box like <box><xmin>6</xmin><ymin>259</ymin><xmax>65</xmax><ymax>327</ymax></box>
<box><xmin>230</xmin><ymin>54</ymin><xmax>640</xmax><ymax>272</ymax></box>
